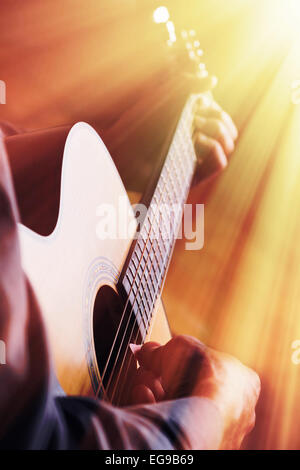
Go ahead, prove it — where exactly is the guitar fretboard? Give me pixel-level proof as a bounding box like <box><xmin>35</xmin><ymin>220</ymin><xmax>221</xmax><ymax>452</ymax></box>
<box><xmin>122</xmin><ymin>94</ymin><xmax>199</xmax><ymax>339</ymax></box>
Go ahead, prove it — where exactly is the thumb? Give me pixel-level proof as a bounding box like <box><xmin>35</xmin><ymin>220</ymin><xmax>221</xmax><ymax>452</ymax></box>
<box><xmin>135</xmin><ymin>342</ymin><xmax>163</xmax><ymax>376</ymax></box>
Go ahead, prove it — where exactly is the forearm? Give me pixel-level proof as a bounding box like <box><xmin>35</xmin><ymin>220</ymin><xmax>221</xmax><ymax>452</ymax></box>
<box><xmin>123</xmin><ymin>397</ymin><xmax>223</xmax><ymax>450</ymax></box>
<box><xmin>0</xmin><ymin>136</ymin><xmax>50</xmax><ymax>441</ymax></box>
<box><xmin>45</xmin><ymin>396</ymin><xmax>223</xmax><ymax>450</ymax></box>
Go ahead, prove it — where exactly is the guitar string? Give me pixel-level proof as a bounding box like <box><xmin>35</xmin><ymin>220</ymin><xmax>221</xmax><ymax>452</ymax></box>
<box><xmin>103</xmin><ymin>155</ymin><xmax>185</xmax><ymax>398</ymax></box>
<box><xmin>108</xmin><ymin>115</ymin><xmax>196</xmax><ymax>403</ymax></box>
<box><xmin>95</xmin><ymin>166</ymin><xmax>176</xmax><ymax>396</ymax></box>
<box><xmin>104</xmin><ymin>103</ymin><xmax>195</xmax><ymax>402</ymax></box>
<box><xmin>112</xmin><ymin>201</ymin><xmax>185</xmax><ymax>404</ymax></box>
<box><xmin>103</xmin><ymin>124</ymin><xmax>191</xmax><ymax>400</ymax></box>
<box><xmin>98</xmin><ymin>96</ymin><xmax>197</xmax><ymax>396</ymax></box>
<box><xmin>94</xmin><ymin>177</ymin><xmax>176</xmax><ymax>395</ymax></box>
<box><xmin>112</xmin><ymin>98</ymin><xmax>202</xmax><ymax>404</ymax></box>
<box><xmin>111</xmin><ymin>148</ymin><xmax>195</xmax><ymax>404</ymax></box>
<box><xmin>98</xmin><ymin>98</ymin><xmax>195</xmax><ymax>400</ymax></box>
<box><xmin>94</xmin><ymin>95</ymin><xmax>197</xmax><ymax>397</ymax></box>
<box><xmin>109</xmin><ymin>184</ymin><xmax>184</xmax><ymax>404</ymax></box>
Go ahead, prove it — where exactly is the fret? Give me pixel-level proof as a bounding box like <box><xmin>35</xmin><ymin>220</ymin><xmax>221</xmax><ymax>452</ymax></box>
<box><xmin>160</xmin><ymin>171</ymin><xmax>169</xmax><ymax>191</ymax></box>
<box><xmin>144</xmin><ymin>217</ymin><xmax>151</xmax><ymax>233</ymax></box>
<box><xmin>164</xmin><ymin>188</ymin><xmax>173</xmax><ymax>206</ymax></box>
<box><xmin>167</xmin><ymin>165</ymin><xmax>183</xmax><ymax>191</ymax></box>
<box><xmin>135</xmin><ymin>241</ymin><xmax>143</xmax><ymax>260</ymax></box>
<box><xmin>154</xmin><ymin>245</ymin><xmax>164</xmax><ymax>269</ymax></box>
<box><xmin>138</xmin><ymin>236</ymin><xmax>146</xmax><ymax>252</ymax></box>
<box><xmin>126</xmin><ymin>269</ymin><xmax>134</xmax><ymax>285</ymax></box>
<box><xmin>131</xmin><ymin>281</ymin><xmax>138</xmax><ymax>296</ymax></box>
<box><xmin>161</xmin><ymin>215</ymin><xmax>171</xmax><ymax>241</ymax></box>
<box><xmin>147</xmin><ymin>269</ymin><xmax>156</xmax><ymax>300</ymax></box>
<box><xmin>136</xmin><ymin>266</ymin><xmax>143</xmax><ymax>282</ymax></box>
<box><xmin>153</xmin><ymin>193</ymin><xmax>159</xmax><ymax>206</ymax></box>
<box><xmin>162</xmin><ymin>169</ymin><xmax>177</xmax><ymax>195</ymax></box>
<box><xmin>139</xmin><ymin>255</ymin><xmax>146</xmax><ymax>272</ymax></box>
<box><xmin>140</xmin><ymin>278</ymin><xmax>152</xmax><ymax>313</ymax></box>
<box><xmin>156</xmin><ymin>180</ymin><xmax>163</xmax><ymax>197</ymax></box>
<box><xmin>124</xmin><ymin>273</ymin><xmax>151</xmax><ymax>331</ymax></box>
<box><xmin>147</xmin><ymin>204</ymin><xmax>156</xmax><ymax>222</ymax></box>
<box><xmin>171</xmin><ymin>156</ymin><xmax>190</xmax><ymax>184</ymax></box>
<box><xmin>165</xmin><ymin>158</ymin><xmax>178</xmax><ymax>178</ymax></box>
<box><xmin>139</xmin><ymin>226</ymin><xmax>148</xmax><ymax>243</ymax></box>
<box><xmin>151</xmin><ymin>242</ymin><xmax>161</xmax><ymax>270</ymax></box>
<box><xmin>157</xmin><ymin>211</ymin><xmax>169</xmax><ymax>244</ymax></box>
<box><xmin>152</xmin><ymin>203</ymin><xmax>162</xmax><ymax>224</ymax></box>
<box><xmin>158</xmin><ymin>225</ymin><xmax>168</xmax><ymax>249</ymax></box>
<box><xmin>137</xmin><ymin>296</ymin><xmax>148</xmax><ymax>321</ymax></box>
<box><xmin>145</xmin><ymin>238</ymin><xmax>151</xmax><ymax>255</ymax></box>
<box><xmin>147</xmin><ymin>256</ymin><xmax>165</xmax><ymax>295</ymax></box>
<box><xmin>135</xmin><ymin>312</ymin><xmax>147</xmax><ymax>335</ymax></box>
<box><xmin>123</xmin><ymin>284</ymin><xmax>147</xmax><ymax>336</ymax></box>
<box><xmin>132</xmin><ymin>252</ymin><xmax>139</xmax><ymax>269</ymax></box>
<box><xmin>170</xmin><ymin>172</ymin><xmax>182</xmax><ymax>197</ymax></box>
<box><xmin>176</xmin><ymin>149</ymin><xmax>192</xmax><ymax>174</ymax></box>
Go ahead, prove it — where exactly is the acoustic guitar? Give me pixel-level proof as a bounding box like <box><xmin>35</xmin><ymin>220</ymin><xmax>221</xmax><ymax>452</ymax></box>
<box><xmin>18</xmin><ymin>16</ymin><xmax>210</xmax><ymax>405</ymax></box>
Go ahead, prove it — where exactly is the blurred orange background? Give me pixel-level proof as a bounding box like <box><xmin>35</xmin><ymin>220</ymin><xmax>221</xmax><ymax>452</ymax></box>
<box><xmin>1</xmin><ymin>0</ymin><xmax>300</xmax><ymax>449</ymax></box>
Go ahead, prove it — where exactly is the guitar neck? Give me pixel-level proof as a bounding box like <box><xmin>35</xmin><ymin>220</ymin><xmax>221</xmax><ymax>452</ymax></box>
<box><xmin>121</xmin><ymin>94</ymin><xmax>199</xmax><ymax>339</ymax></box>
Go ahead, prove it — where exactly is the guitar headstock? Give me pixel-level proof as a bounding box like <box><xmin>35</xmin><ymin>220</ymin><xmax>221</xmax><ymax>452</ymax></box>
<box><xmin>153</xmin><ymin>6</ymin><xmax>213</xmax><ymax>84</ymax></box>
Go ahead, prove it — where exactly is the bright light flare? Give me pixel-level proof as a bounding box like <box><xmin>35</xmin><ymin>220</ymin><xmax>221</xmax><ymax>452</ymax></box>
<box><xmin>153</xmin><ymin>6</ymin><xmax>170</xmax><ymax>24</ymax></box>
<box><xmin>166</xmin><ymin>20</ymin><xmax>176</xmax><ymax>43</ymax></box>
<box><xmin>282</xmin><ymin>0</ymin><xmax>300</xmax><ymax>38</ymax></box>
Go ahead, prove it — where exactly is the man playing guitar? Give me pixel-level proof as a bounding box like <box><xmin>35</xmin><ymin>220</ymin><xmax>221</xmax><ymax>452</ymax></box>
<box><xmin>0</xmin><ymin>68</ymin><xmax>260</xmax><ymax>449</ymax></box>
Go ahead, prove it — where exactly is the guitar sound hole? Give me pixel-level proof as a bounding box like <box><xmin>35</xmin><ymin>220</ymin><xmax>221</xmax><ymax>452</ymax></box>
<box><xmin>93</xmin><ymin>285</ymin><xmax>142</xmax><ymax>401</ymax></box>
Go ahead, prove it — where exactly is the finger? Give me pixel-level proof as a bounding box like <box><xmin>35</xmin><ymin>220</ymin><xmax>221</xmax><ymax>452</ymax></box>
<box><xmin>131</xmin><ymin>384</ymin><xmax>156</xmax><ymax>405</ymax></box>
<box><xmin>250</xmin><ymin>370</ymin><xmax>261</xmax><ymax>403</ymax></box>
<box><xmin>193</xmin><ymin>133</ymin><xmax>228</xmax><ymax>181</ymax></box>
<box><xmin>195</xmin><ymin>103</ymin><xmax>238</xmax><ymax>141</ymax></box>
<box><xmin>193</xmin><ymin>117</ymin><xmax>235</xmax><ymax>156</ymax></box>
<box><xmin>245</xmin><ymin>412</ymin><xmax>257</xmax><ymax>435</ymax></box>
<box><xmin>211</xmin><ymin>102</ymin><xmax>238</xmax><ymax>140</ymax></box>
<box><xmin>133</xmin><ymin>367</ymin><xmax>165</xmax><ymax>401</ymax></box>
<box><xmin>135</xmin><ymin>342</ymin><xmax>163</xmax><ymax>376</ymax></box>
<box><xmin>193</xmin><ymin>93</ymin><xmax>213</xmax><ymax>110</ymax></box>
<box><xmin>218</xmin><ymin>110</ymin><xmax>238</xmax><ymax>141</ymax></box>
<box><xmin>184</xmin><ymin>73</ymin><xmax>218</xmax><ymax>94</ymax></box>
<box><xmin>129</xmin><ymin>343</ymin><xmax>142</xmax><ymax>356</ymax></box>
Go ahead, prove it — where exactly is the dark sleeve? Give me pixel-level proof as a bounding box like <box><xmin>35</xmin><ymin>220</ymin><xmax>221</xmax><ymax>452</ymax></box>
<box><xmin>50</xmin><ymin>395</ymin><xmax>222</xmax><ymax>450</ymax></box>
<box><xmin>0</xmin><ymin>382</ymin><xmax>222</xmax><ymax>450</ymax></box>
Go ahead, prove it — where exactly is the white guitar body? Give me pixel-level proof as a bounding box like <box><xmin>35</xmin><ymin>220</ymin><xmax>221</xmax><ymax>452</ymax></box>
<box><xmin>18</xmin><ymin>123</ymin><xmax>171</xmax><ymax>397</ymax></box>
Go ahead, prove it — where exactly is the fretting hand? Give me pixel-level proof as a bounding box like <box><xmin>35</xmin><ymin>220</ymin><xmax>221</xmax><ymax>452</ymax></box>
<box><xmin>188</xmin><ymin>74</ymin><xmax>238</xmax><ymax>182</ymax></box>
